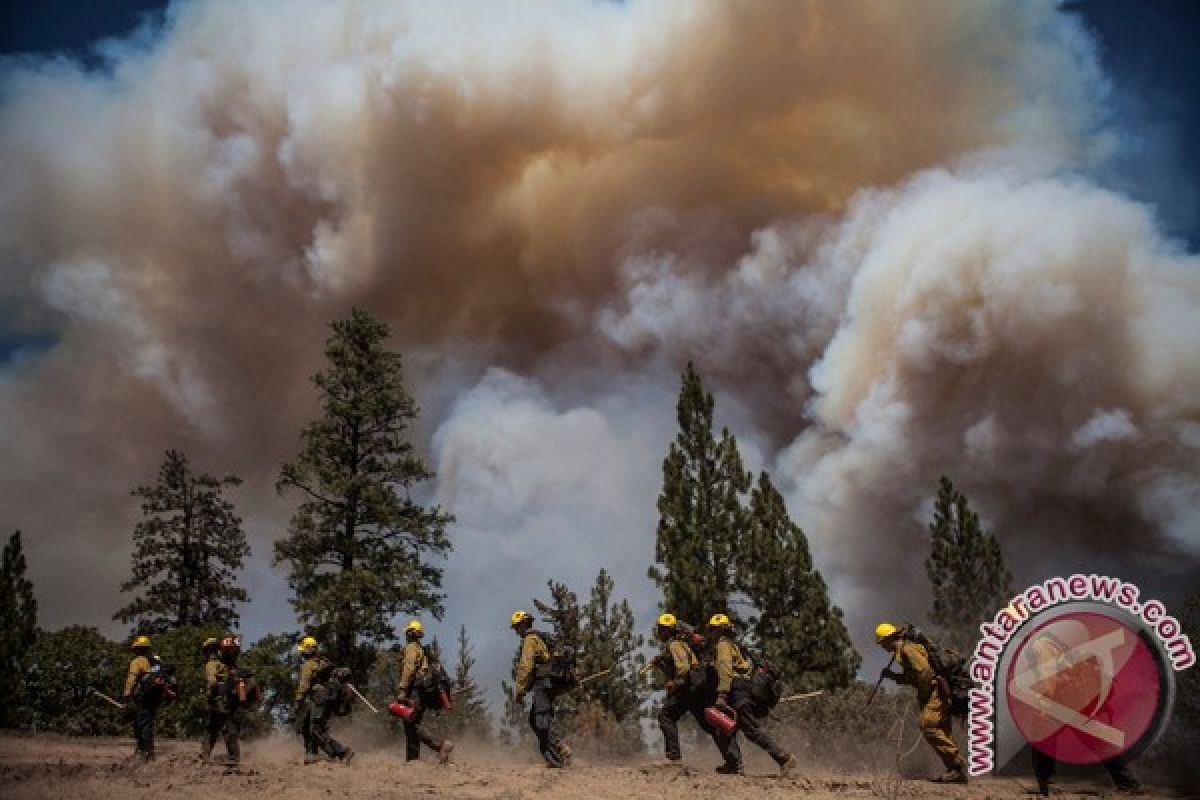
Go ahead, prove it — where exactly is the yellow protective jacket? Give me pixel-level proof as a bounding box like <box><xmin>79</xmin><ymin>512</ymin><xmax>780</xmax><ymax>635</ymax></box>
<box><xmin>204</xmin><ymin>656</ymin><xmax>225</xmax><ymax>703</ymax></box>
<box><xmin>713</xmin><ymin>638</ymin><xmax>751</xmax><ymax>696</ymax></box>
<box><xmin>515</xmin><ymin>631</ymin><xmax>550</xmax><ymax>693</ymax></box>
<box><xmin>893</xmin><ymin>640</ymin><xmax>936</xmax><ymax>704</ymax></box>
<box><xmin>123</xmin><ymin>655</ymin><xmax>151</xmax><ymax>699</ymax></box>
<box><xmin>397</xmin><ymin>641</ymin><xmax>429</xmax><ymax>695</ymax></box>
<box><xmin>661</xmin><ymin>637</ymin><xmax>698</xmax><ymax>682</ymax></box>
<box><xmin>295</xmin><ymin>655</ymin><xmax>328</xmax><ymax>702</ymax></box>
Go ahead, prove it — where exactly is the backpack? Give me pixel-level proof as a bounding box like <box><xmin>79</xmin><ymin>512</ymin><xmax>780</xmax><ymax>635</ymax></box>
<box><xmin>416</xmin><ymin>659</ymin><xmax>454</xmax><ymax>710</ymax></box>
<box><xmin>222</xmin><ymin>666</ymin><xmax>263</xmax><ymax>710</ymax></box>
<box><xmin>901</xmin><ymin>625</ymin><xmax>973</xmax><ymax>717</ymax></box>
<box><xmin>733</xmin><ymin>641</ymin><xmax>785</xmax><ymax>717</ymax></box>
<box><xmin>325</xmin><ymin>666</ymin><xmax>355</xmax><ymax>716</ymax></box>
<box><xmin>139</xmin><ymin>658</ymin><xmax>179</xmax><ymax>705</ymax></box>
<box><xmin>536</xmin><ymin>633</ymin><xmax>578</xmax><ymax>691</ymax></box>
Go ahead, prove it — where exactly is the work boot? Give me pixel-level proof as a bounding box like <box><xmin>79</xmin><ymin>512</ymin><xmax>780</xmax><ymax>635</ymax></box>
<box><xmin>1114</xmin><ymin>783</ymin><xmax>1143</xmax><ymax>796</ymax></box>
<box><xmin>556</xmin><ymin>742</ymin><xmax>572</xmax><ymax>767</ymax></box>
<box><xmin>303</xmin><ymin>753</ymin><xmax>321</xmax><ymax>765</ymax></box>
<box><xmin>339</xmin><ymin>748</ymin><xmax>355</xmax><ymax>764</ymax></box>
<box><xmin>931</xmin><ymin>769</ymin><xmax>968</xmax><ymax>784</ymax></box>
<box><xmin>778</xmin><ymin>753</ymin><xmax>798</xmax><ymax>778</ymax></box>
<box><xmin>715</xmin><ymin>762</ymin><xmax>744</xmax><ymax>776</ymax></box>
<box><xmin>438</xmin><ymin>740</ymin><xmax>454</xmax><ymax>764</ymax></box>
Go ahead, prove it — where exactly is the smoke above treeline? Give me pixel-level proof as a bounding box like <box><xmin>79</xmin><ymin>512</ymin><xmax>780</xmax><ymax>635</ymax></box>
<box><xmin>1</xmin><ymin>0</ymin><xmax>1197</xmax><ymax>693</ymax></box>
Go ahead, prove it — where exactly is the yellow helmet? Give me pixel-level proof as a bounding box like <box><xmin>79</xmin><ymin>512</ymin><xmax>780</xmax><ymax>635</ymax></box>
<box><xmin>657</xmin><ymin>613</ymin><xmax>677</xmax><ymax>628</ymax></box>
<box><xmin>405</xmin><ymin>620</ymin><xmax>424</xmax><ymax>636</ymax></box>
<box><xmin>298</xmin><ymin>635</ymin><xmax>319</xmax><ymax>654</ymax></box>
<box><xmin>875</xmin><ymin>622</ymin><xmax>900</xmax><ymax>643</ymax></box>
<box><xmin>707</xmin><ymin>613</ymin><xmax>731</xmax><ymax>628</ymax></box>
<box><xmin>510</xmin><ymin>610</ymin><xmax>533</xmax><ymax>628</ymax></box>
<box><xmin>132</xmin><ymin>635</ymin><xmax>151</xmax><ymax>649</ymax></box>
<box><xmin>201</xmin><ymin>637</ymin><xmax>219</xmax><ymax>652</ymax></box>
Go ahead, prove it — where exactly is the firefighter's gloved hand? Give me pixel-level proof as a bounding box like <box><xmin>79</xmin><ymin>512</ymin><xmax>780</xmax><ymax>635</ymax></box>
<box><xmin>716</xmin><ymin>695</ymin><xmax>734</xmax><ymax>716</ymax></box>
<box><xmin>513</xmin><ymin>689</ymin><xmax>525</xmax><ymax>705</ymax></box>
<box><xmin>665</xmin><ymin>679</ymin><xmax>678</xmax><ymax>695</ymax></box>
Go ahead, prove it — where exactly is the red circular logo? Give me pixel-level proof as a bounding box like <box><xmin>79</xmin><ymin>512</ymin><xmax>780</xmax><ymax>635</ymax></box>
<box><xmin>1005</xmin><ymin>612</ymin><xmax>1161</xmax><ymax>764</ymax></box>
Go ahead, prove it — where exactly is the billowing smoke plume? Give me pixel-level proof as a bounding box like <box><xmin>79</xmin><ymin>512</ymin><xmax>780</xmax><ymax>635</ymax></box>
<box><xmin>1</xmin><ymin>0</ymin><xmax>1196</xmax><ymax>690</ymax></box>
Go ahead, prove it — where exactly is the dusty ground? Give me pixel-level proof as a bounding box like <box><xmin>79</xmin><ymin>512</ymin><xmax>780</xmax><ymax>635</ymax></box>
<box><xmin>0</xmin><ymin>733</ymin><xmax>1187</xmax><ymax>800</ymax></box>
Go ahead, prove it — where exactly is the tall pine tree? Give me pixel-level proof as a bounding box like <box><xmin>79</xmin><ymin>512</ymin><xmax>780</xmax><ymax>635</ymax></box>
<box><xmin>649</xmin><ymin>362</ymin><xmax>751</xmax><ymax>627</ymax></box>
<box><xmin>443</xmin><ymin>625</ymin><xmax>491</xmax><ymax>740</ymax></box>
<box><xmin>1</xmin><ymin>531</ymin><xmax>37</xmax><ymax>726</ymax></box>
<box><xmin>578</xmin><ymin>568</ymin><xmax>646</xmax><ymax>728</ymax></box>
<box><xmin>115</xmin><ymin>451</ymin><xmax>249</xmax><ymax>633</ymax></box>
<box><xmin>739</xmin><ymin>472</ymin><xmax>859</xmax><ymax>690</ymax></box>
<box><xmin>925</xmin><ymin>475</ymin><xmax>1013</xmax><ymax>652</ymax></box>
<box><xmin>274</xmin><ymin>309</ymin><xmax>453</xmax><ymax>675</ymax></box>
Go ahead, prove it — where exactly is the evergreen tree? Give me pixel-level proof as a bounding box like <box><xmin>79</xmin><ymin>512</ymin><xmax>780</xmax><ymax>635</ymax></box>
<box><xmin>115</xmin><ymin>451</ymin><xmax>249</xmax><ymax>633</ymax></box>
<box><xmin>0</xmin><ymin>531</ymin><xmax>37</xmax><ymax>726</ymax></box>
<box><xmin>578</xmin><ymin>569</ymin><xmax>645</xmax><ymax>727</ymax></box>
<box><xmin>242</xmin><ymin>632</ymin><xmax>301</xmax><ymax>729</ymax></box>
<box><xmin>443</xmin><ymin>625</ymin><xmax>491</xmax><ymax>740</ymax></box>
<box><xmin>21</xmin><ymin>626</ymin><xmax>125</xmax><ymax>735</ymax></box>
<box><xmin>740</xmin><ymin>473</ymin><xmax>859</xmax><ymax>690</ymax></box>
<box><xmin>531</xmin><ymin>579</ymin><xmax>583</xmax><ymax>654</ymax></box>
<box><xmin>649</xmin><ymin>362</ymin><xmax>751</xmax><ymax>627</ymax></box>
<box><xmin>274</xmin><ymin>309</ymin><xmax>453</xmax><ymax>676</ymax></box>
<box><xmin>925</xmin><ymin>476</ymin><xmax>1013</xmax><ymax>652</ymax></box>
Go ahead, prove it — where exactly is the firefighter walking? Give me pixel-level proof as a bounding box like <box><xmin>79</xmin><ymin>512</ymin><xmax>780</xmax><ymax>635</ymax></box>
<box><xmin>875</xmin><ymin>622</ymin><xmax>967</xmax><ymax>783</ymax></box>
<box><xmin>122</xmin><ymin>635</ymin><xmax>157</xmax><ymax>761</ymax></box>
<box><xmin>649</xmin><ymin>613</ymin><xmax>719</xmax><ymax>763</ymax></box>
<box><xmin>203</xmin><ymin>635</ymin><xmax>244</xmax><ymax>766</ymax></box>
<box><xmin>707</xmin><ymin>614</ymin><xmax>796</xmax><ymax>777</ymax></box>
<box><xmin>294</xmin><ymin>635</ymin><xmax>354</xmax><ymax>764</ymax></box>
<box><xmin>510</xmin><ymin>610</ymin><xmax>570</xmax><ymax>768</ymax></box>
<box><xmin>395</xmin><ymin>620</ymin><xmax>454</xmax><ymax>763</ymax></box>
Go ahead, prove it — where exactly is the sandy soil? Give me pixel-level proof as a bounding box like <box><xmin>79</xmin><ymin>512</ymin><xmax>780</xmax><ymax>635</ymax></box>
<box><xmin>0</xmin><ymin>733</ymin><xmax>1187</xmax><ymax>800</ymax></box>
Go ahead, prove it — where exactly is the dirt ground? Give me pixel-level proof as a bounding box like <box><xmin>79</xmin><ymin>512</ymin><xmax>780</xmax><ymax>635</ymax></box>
<box><xmin>0</xmin><ymin>732</ymin><xmax>1188</xmax><ymax>800</ymax></box>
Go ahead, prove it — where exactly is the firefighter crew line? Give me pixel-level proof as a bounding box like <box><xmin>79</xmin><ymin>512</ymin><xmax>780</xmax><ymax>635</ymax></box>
<box><xmin>108</xmin><ymin>614</ymin><xmax>986</xmax><ymax>785</ymax></box>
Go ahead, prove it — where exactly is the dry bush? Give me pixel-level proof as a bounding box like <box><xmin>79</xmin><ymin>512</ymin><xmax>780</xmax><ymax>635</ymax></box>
<box><xmin>771</xmin><ymin>681</ymin><xmax>936</xmax><ymax>774</ymax></box>
<box><xmin>564</xmin><ymin>700</ymin><xmax>644</xmax><ymax>762</ymax></box>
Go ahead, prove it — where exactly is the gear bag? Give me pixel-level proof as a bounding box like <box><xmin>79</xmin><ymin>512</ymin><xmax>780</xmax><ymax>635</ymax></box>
<box><xmin>415</xmin><ymin>659</ymin><xmax>454</xmax><ymax>710</ymax></box>
<box><xmin>728</xmin><ymin>641</ymin><xmax>784</xmax><ymax>717</ymax></box>
<box><xmin>325</xmin><ymin>666</ymin><xmax>355</xmax><ymax>716</ymax></box>
<box><xmin>535</xmin><ymin>633</ymin><xmax>578</xmax><ymax>691</ymax></box>
<box><xmin>222</xmin><ymin>667</ymin><xmax>263</xmax><ymax>710</ymax></box>
<box><xmin>901</xmin><ymin>624</ymin><xmax>973</xmax><ymax>717</ymax></box>
<box><xmin>137</xmin><ymin>657</ymin><xmax>179</xmax><ymax>705</ymax></box>
<box><xmin>745</xmin><ymin>658</ymin><xmax>785</xmax><ymax>717</ymax></box>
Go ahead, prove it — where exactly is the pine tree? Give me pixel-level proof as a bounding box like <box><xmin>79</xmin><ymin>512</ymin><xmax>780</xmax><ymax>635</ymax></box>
<box><xmin>115</xmin><ymin>451</ymin><xmax>249</xmax><ymax>633</ymax></box>
<box><xmin>740</xmin><ymin>472</ymin><xmax>860</xmax><ymax>690</ymax></box>
<box><xmin>649</xmin><ymin>362</ymin><xmax>751</xmax><ymax>627</ymax></box>
<box><xmin>532</xmin><ymin>580</ymin><xmax>583</xmax><ymax>653</ymax></box>
<box><xmin>925</xmin><ymin>476</ymin><xmax>1013</xmax><ymax>653</ymax></box>
<box><xmin>0</xmin><ymin>531</ymin><xmax>37</xmax><ymax>726</ymax></box>
<box><xmin>578</xmin><ymin>569</ymin><xmax>645</xmax><ymax>726</ymax></box>
<box><xmin>443</xmin><ymin>625</ymin><xmax>491</xmax><ymax>740</ymax></box>
<box><xmin>274</xmin><ymin>309</ymin><xmax>453</xmax><ymax>676</ymax></box>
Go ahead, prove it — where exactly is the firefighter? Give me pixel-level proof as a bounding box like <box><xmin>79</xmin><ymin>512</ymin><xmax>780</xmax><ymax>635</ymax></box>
<box><xmin>395</xmin><ymin>620</ymin><xmax>454</xmax><ymax>763</ymax></box>
<box><xmin>876</xmin><ymin>622</ymin><xmax>967</xmax><ymax>783</ymax></box>
<box><xmin>199</xmin><ymin>637</ymin><xmax>221</xmax><ymax>761</ymax></box>
<box><xmin>122</xmin><ymin>635</ymin><xmax>157</xmax><ymax>761</ymax></box>
<box><xmin>294</xmin><ymin>635</ymin><xmax>354</xmax><ymax>765</ymax></box>
<box><xmin>203</xmin><ymin>636</ymin><xmax>244</xmax><ymax>766</ymax></box>
<box><xmin>707</xmin><ymin>614</ymin><xmax>797</xmax><ymax>777</ymax></box>
<box><xmin>1023</xmin><ymin>630</ymin><xmax>1141</xmax><ymax>795</ymax></box>
<box><xmin>650</xmin><ymin>613</ymin><xmax>719</xmax><ymax>763</ymax></box>
<box><xmin>510</xmin><ymin>610</ymin><xmax>569</xmax><ymax>768</ymax></box>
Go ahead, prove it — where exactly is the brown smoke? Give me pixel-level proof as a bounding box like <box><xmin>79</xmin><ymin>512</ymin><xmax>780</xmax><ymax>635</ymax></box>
<box><xmin>0</xmin><ymin>0</ymin><xmax>1195</xmax><ymax>689</ymax></box>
